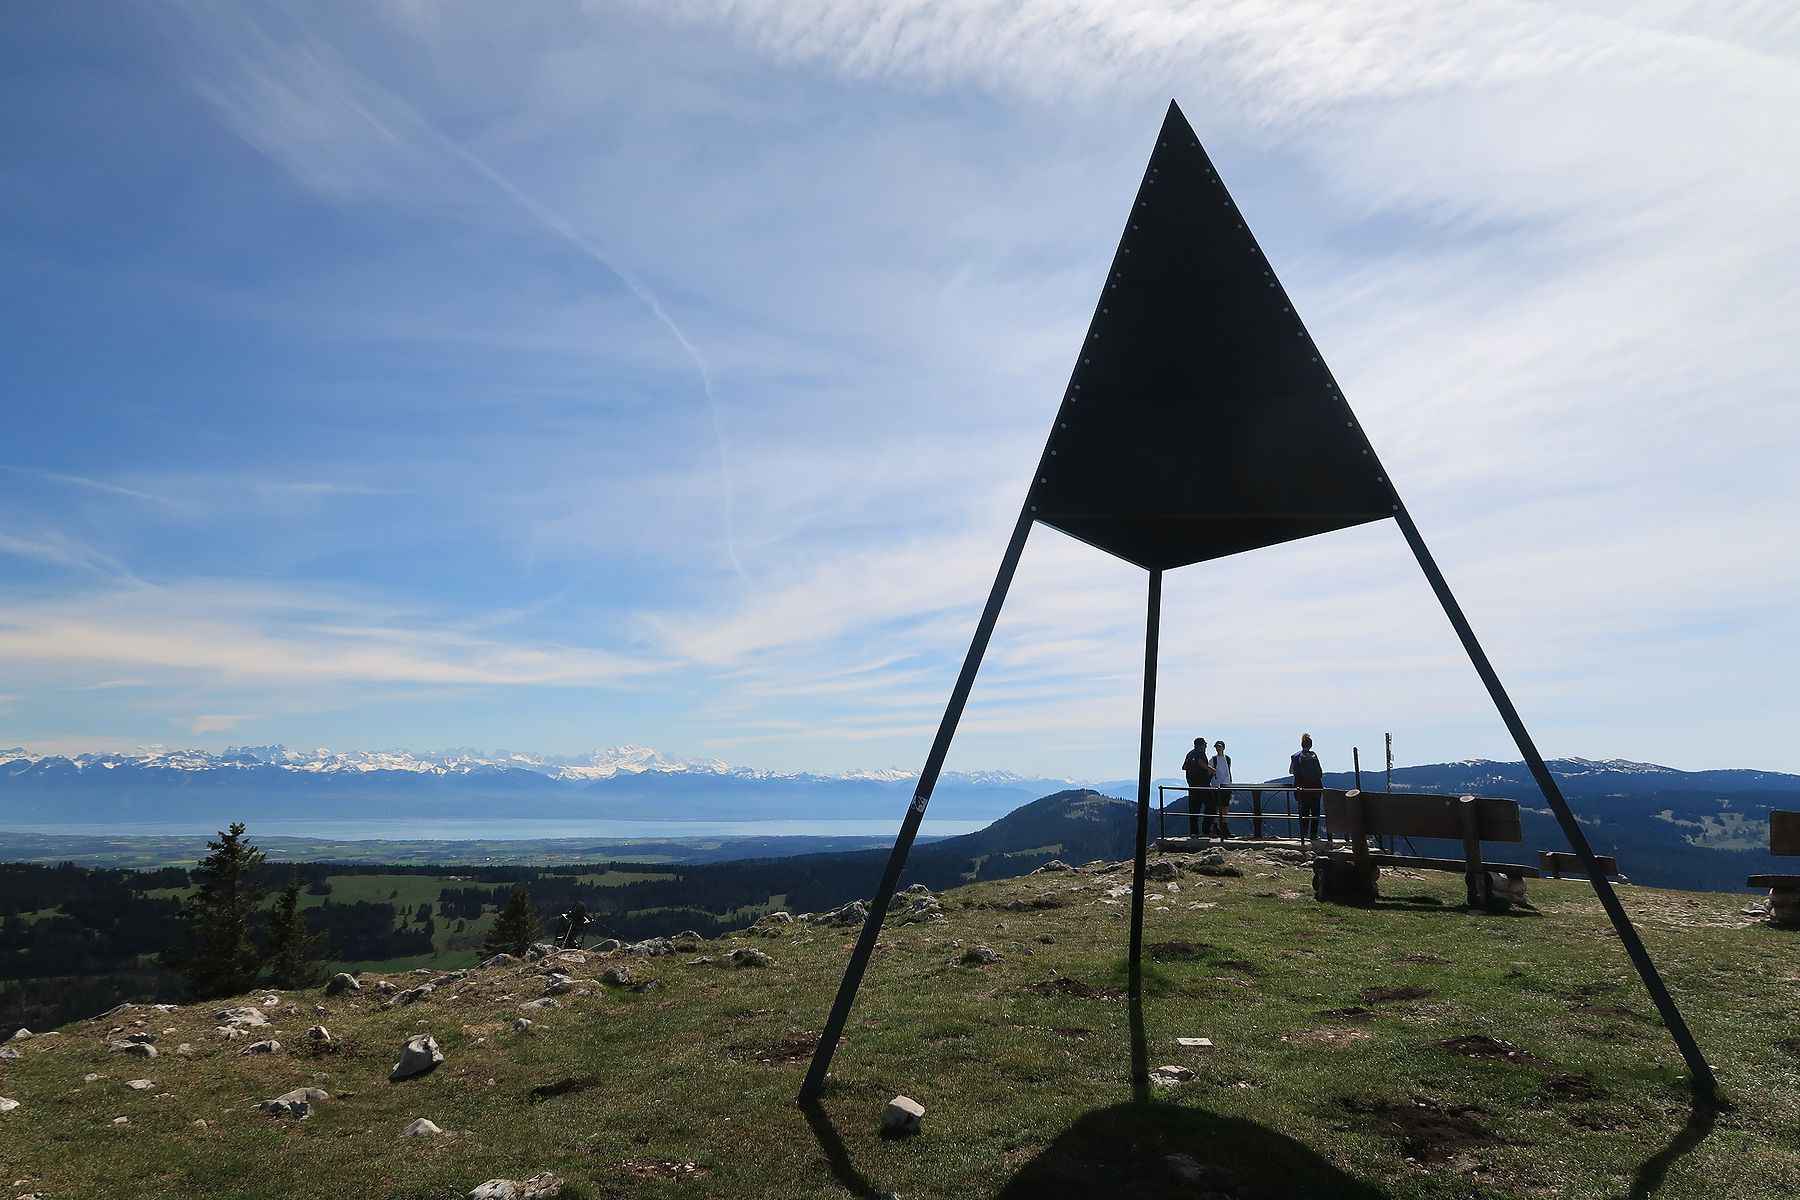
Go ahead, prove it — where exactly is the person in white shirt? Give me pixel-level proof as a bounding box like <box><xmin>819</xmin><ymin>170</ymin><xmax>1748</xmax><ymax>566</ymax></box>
<box><xmin>1210</xmin><ymin>740</ymin><xmax>1233</xmax><ymax>837</ymax></box>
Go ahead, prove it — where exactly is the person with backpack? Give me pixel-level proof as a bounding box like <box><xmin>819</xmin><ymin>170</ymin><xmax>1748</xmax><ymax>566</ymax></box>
<box><xmin>1181</xmin><ymin>737</ymin><xmax>1215</xmax><ymax>837</ymax></box>
<box><xmin>1209</xmin><ymin>740</ymin><xmax>1233</xmax><ymax>838</ymax></box>
<box><xmin>1291</xmin><ymin>732</ymin><xmax>1324</xmax><ymax>846</ymax></box>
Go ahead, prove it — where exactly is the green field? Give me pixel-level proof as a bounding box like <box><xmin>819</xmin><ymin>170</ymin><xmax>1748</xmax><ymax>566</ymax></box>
<box><xmin>0</xmin><ymin>848</ymin><xmax>1794</xmax><ymax>1198</ymax></box>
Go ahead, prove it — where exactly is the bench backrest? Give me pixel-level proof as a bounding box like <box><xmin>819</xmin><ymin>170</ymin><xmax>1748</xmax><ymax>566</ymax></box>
<box><xmin>1772</xmin><ymin>811</ymin><xmax>1800</xmax><ymax>857</ymax></box>
<box><xmin>1326</xmin><ymin>790</ymin><xmax>1522</xmax><ymax>843</ymax></box>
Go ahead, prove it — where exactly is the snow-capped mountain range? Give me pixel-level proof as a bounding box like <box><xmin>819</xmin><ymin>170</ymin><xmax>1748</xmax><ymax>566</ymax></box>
<box><xmin>0</xmin><ymin>743</ymin><xmax>1055</xmax><ymax>788</ymax></box>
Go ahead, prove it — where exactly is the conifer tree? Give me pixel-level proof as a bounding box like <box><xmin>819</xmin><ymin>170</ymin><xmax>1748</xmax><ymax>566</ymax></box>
<box><xmin>264</xmin><ymin>869</ymin><xmax>328</xmax><ymax>989</ymax></box>
<box><xmin>168</xmin><ymin>822</ymin><xmax>267</xmax><ymax>999</ymax></box>
<box><xmin>482</xmin><ymin>886</ymin><xmax>540</xmax><ymax>958</ymax></box>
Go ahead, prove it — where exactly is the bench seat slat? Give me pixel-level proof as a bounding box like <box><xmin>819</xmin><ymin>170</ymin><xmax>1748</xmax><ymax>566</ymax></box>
<box><xmin>1746</xmin><ymin>874</ymin><xmax>1800</xmax><ymax>888</ymax></box>
<box><xmin>1319</xmin><ymin>851</ymin><xmax>1540</xmax><ymax>878</ymax></box>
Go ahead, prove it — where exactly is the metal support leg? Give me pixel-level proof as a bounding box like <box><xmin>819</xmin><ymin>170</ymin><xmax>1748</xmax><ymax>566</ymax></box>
<box><xmin>798</xmin><ymin>510</ymin><xmax>1036</xmax><ymax>1103</ymax></box>
<box><xmin>1128</xmin><ymin>570</ymin><xmax>1163</xmax><ymax>998</ymax></box>
<box><xmin>1128</xmin><ymin>569</ymin><xmax>1161</xmax><ymax>1096</ymax></box>
<box><xmin>1393</xmin><ymin>506</ymin><xmax>1717</xmax><ymax>1098</ymax></box>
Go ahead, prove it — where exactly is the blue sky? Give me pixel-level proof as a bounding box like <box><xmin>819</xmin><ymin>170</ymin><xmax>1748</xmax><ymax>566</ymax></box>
<box><xmin>2</xmin><ymin>1</ymin><xmax>1797</xmax><ymax>783</ymax></box>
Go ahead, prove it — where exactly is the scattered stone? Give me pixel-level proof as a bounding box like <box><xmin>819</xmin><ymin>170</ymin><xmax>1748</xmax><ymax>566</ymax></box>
<box><xmin>239</xmin><ymin>1039</ymin><xmax>281</xmax><ymax>1056</ymax></box>
<box><xmin>1149</xmin><ymin>1065</ymin><xmax>1195</xmax><ymax>1086</ymax></box>
<box><xmin>627</xmin><ymin>937</ymin><xmax>674</xmax><ymax>957</ymax></box>
<box><xmin>601</xmin><ymin>965</ymin><xmax>633</xmax><ymax>987</ymax></box>
<box><xmin>390</xmin><ymin>1034</ymin><xmax>444</xmax><ymax>1082</ymax></box>
<box><xmin>387</xmin><ymin>983</ymin><xmax>435</xmax><ymax>1008</ymax></box>
<box><xmin>882</xmin><ymin>1095</ymin><xmax>925</xmax><ymax>1136</ymax></box>
<box><xmin>306</xmin><ymin>1025</ymin><xmax>332</xmax><ymax>1043</ymax></box>
<box><xmin>896</xmin><ymin>895</ymin><xmax>944</xmax><ymax>923</ymax></box>
<box><xmin>109</xmin><ymin>1041</ymin><xmax>157</xmax><ymax>1058</ymax></box>
<box><xmin>375</xmin><ymin>981</ymin><xmax>399</xmax><ymax>996</ymax></box>
<box><xmin>523</xmin><ymin>942</ymin><xmax>556</xmax><ymax>962</ymax></box>
<box><xmin>688</xmin><ymin>956</ymin><xmax>715</xmax><ymax>966</ymax></box>
<box><xmin>174</xmin><ymin>1043</ymin><xmax>193</xmax><ymax>1056</ymax></box>
<box><xmin>215</xmin><ymin>1006</ymin><xmax>269</xmax><ymax>1028</ymax></box>
<box><xmin>592</xmin><ymin>938</ymin><xmax>623</xmax><ymax>953</ymax></box>
<box><xmin>323</xmin><ymin>972</ymin><xmax>360</xmax><ymax>996</ymax></box>
<box><xmin>8</xmin><ymin>1029</ymin><xmax>31</xmax><ymax>1042</ymax></box>
<box><xmin>759</xmin><ymin>912</ymin><xmax>793</xmax><ymax>925</ymax></box>
<box><xmin>630</xmin><ymin>979</ymin><xmax>664</xmax><ymax>995</ymax></box>
<box><xmin>1197</xmin><ymin>847</ymin><xmax>1227</xmax><ymax>867</ymax></box>
<box><xmin>671</xmin><ymin>930</ymin><xmax>705</xmax><ymax>948</ymax></box>
<box><xmin>959</xmin><ymin>945</ymin><xmax>1002</xmax><ymax>966</ymax></box>
<box><xmin>256</xmin><ymin>1087</ymin><xmax>328</xmax><ymax>1118</ymax></box>
<box><xmin>85</xmin><ymin>1072</ymin><xmax>103</xmax><ymax>1083</ymax></box>
<box><xmin>1146</xmin><ymin>860</ymin><xmax>1180</xmax><ymax>882</ymax></box>
<box><xmin>193</xmin><ymin>1118</ymin><xmax>207</xmax><ymax>1129</ymax></box>
<box><xmin>730</xmin><ymin>947</ymin><xmax>774</xmax><ymax>968</ymax></box>
<box><xmin>519</xmin><ymin>998</ymin><xmax>560</xmax><ymax>1012</ymax></box>
<box><xmin>125</xmin><ymin>1079</ymin><xmax>155</xmax><ymax>1090</ymax></box>
<box><xmin>402</xmin><ymin>1117</ymin><xmax>444</xmax><ymax>1137</ymax></box>
<box><xmin>513</xmin><ymin>1018</ymin><xmax>534</xmax><ymax>1035</ymax></box>
<box><xmin>478</xmin><ymin>952</ymin><xmax>518</xmax><ymax>970</ymax></box>
<box><xmin>112</xmin><ymin>1115</ymin><xmax>129</xmax><ymax>1125</ymax></box>
<box><xmin>1176</xmin><ymin>1037</ymin><xmax>1214</xmax><ymax>1050</ymax></box>
<box><xmin>468</xmin><ymin>1172</ymin><xmax>563</xmax><ymax>1200</ymax></box>
<box><xmin>0</xmin><ymin>1047</ymin><xmax>19</xmax><ymax>1060</ymax></box>
<box><xmin>817</xmin><ymin>900</ymin><xmax>869</xmax><ymax>927</ymax></box>
<box><xmin>1031</xmin><ymin>859</ymin><xmax>1071</xmax><ymax>874</ymax></box>
<box><xmin>0</xmin><ymin>1097</ymin><xmax>19</xmax><ymax>1114</ymax></box>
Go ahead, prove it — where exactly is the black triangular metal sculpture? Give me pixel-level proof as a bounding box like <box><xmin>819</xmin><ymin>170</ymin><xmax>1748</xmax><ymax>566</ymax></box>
<box><xmin>799</xmin><ymin>101</ymin><xmax>1715</xmax><ymax>1103</ymax></box>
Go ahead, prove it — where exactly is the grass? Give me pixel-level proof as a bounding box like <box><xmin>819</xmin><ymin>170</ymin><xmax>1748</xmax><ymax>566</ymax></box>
<box><xmin>1</xmin><ymin>848</ymin><xmax>1796</xmax><ymax>1198</ymax></box>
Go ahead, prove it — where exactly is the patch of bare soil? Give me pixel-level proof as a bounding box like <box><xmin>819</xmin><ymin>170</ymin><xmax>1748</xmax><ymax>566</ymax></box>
<box><xmin>1146</xmin><ymin>941</ymin><xmax>1211</xmax><ymax>961</ymax></box>
<box><xmin>1396</xmin><ymin>953</ymin><xmax>1454</xmax><ymax>966</ymax></box>
<box><xmin>1361</xmin><ymin>984</ymin><xmax>1434</xmax><ymax>1003</ymax></box>
<box><xmin>1003</xmin><ymin>892</ymin><xmax>1067</xmax><ymax>911</ymax></box>
<box><xmin>1777</xmin><ymin>1037</ymin><xmax>1800</xmax><ymax>1061</ymax></box>
<box><xmin>1048</xmin><ymin>1027</ymin><xmax>1092</xmax><ymax>1039</ymax></box>
<box><xmin>1568</xmin><ymin>1001</ymin><xmax>1651</xmax><ymax>1023</ymax></box>
<box><xmin>1025</xmin><ymin>977</ymin><xmax>1124</xmax><ymax>1000</ymax></box>
<box><xmin>1340</xmin><ymin>1097</ymin><xmax>1501</xmax><ymax>1163</ymax></box>
<box><xmin>743</xmin><ymin>1031</ymin><xmax>824</xmax><ymax>1066</ymax></box>
<box><xmin>615</xmin><ymin>1160</ymin><xmax>712</xmax><ymax>1182</ymax></box>
<box><xmin>1292</xmin><ymin>1026</ymin><xmax>1373</xmax><ymax>1046</ymax></box>
<box><xmin>1559</xmin><ymin>982</ymin><xmax>1618</xmax><ymax>1001</ymax></box>
<box><xmin>1318</xmin><ymin>1006</ymin><xmax>1377</xmax><ymax>1022</ymax></box>
<box><xmin>530</xmin><ymin>1075</ymin><xmax>604</xmax><ymax>1103</ymax></box>
<box><xmin>1430</xmin><ymin>1034</ymin><xmax>1545</xmax><ymax>1065</ymax></box>
<box><xmin>1212</xmin><ymin>960</ymin><xmax>1259</xmax><ymax>975</ymax></box>
<box><xmin>1544</xmin><ymin>1071</ymin><xmax>1600</xmax><ymax>1101</ymax></box>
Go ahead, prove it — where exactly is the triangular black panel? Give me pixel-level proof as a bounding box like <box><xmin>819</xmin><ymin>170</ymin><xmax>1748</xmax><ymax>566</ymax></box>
<box><xmin>1030</xmin><ymin>102</ymin><xmax>1395</xmax><ymax>570</ymax></box>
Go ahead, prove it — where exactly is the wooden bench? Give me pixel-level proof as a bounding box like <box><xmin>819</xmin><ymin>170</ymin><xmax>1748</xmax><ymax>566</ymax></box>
<box><xmin>1314</xmin><ymin>789</ymin><xmax>1538</xmax><ymax>910</ymax></box>
<box><xmin>1537</xmin><ymin>850</ymin><xmax>1621</xmax><ymax>880</ymax></box>
<box><xmin>1747</xmin><ymin>810</ymin><xmax>1800</xmax><ymax>926</ymax></box>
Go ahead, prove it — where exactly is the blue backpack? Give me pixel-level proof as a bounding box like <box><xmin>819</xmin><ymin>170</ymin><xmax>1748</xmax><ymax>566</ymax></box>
<box><xmin>1292</xmin><ymin>749</ymin><xmax>1323</xmax><ymax>787</ymax></box>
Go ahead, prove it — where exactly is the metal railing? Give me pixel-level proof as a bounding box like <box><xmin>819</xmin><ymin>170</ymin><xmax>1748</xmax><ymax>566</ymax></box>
<box><xmin>1154</xmin><ymin>784</ymin><xmax>1329</xmax><ymax>844</ymax></box>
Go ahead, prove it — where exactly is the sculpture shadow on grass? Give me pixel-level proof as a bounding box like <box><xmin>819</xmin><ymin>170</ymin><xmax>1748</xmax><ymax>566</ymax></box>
<box><xmin>993</xmin><ymin>1100</ymin><xmax>1389</xmax><ymax>1200</ymax></box>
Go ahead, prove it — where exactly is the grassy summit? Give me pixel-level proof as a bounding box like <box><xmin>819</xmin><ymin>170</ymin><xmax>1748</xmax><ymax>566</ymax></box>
<box><xmin>0</xmin><ymin>847</ymin><xmax>1795</xmax><ymax>1198</ymax></box>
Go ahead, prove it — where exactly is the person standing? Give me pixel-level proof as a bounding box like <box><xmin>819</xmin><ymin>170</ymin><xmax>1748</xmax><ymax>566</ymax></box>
<box><xmin>1181</xmin><ymin>737</ymin><xmax>1215</xmax><ymax>837</ymax></box>
<box><xmin>1210</xmin><ymin>740</ymin><xmax>1233</xmax><ymax>838</ymax></box>
<box><xmin>1291</xmin><ymin>733</ymin><xmax>1324</xmax><ymax>847</ymax></box>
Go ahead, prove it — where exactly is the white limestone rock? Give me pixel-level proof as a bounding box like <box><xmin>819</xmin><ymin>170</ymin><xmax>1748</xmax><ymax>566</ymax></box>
<box><xmin>402</xmin><ymin>1117</ymin><xmax>444</xmax><ymax>1137</ymax></box>
<box><xmin>881</xmin><ymin>1095</ymin><xmax>925</xmax><ymax>1136</ymax></box>
<box><xmin>390</xmin><ymin>1033</ymin><xmax>444</xmax><ymax>1081</ymax></box>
